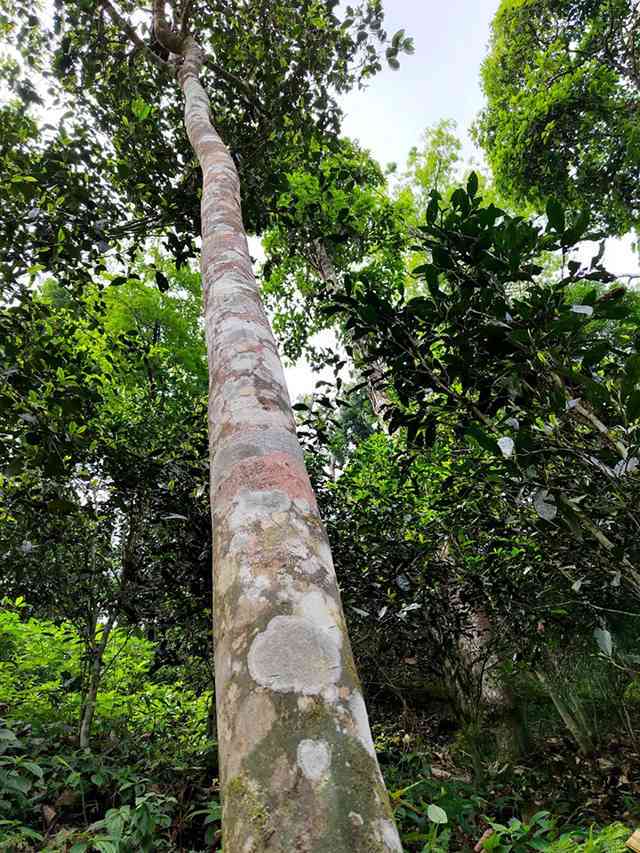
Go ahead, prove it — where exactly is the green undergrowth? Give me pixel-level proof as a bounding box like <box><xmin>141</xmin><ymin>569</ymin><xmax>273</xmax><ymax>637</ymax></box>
<box><xmin>1</xmin><ymin>712</ymin><xmax>636</xmax><ymax>852</ymax></box>
<box><xmin>1</xmin><ymin>607</ymin><xmax>637</xmax><ymax>852</ymax></box>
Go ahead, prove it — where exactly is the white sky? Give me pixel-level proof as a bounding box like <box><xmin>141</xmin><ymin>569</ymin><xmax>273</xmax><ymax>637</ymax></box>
<box><xmin>339</xmin><ymin>0</ymin><xmax>499</xmax><ymax>169</ymax></box>
<box><xmin>282</xmin><ymin>0</ymin><xmax>639</xmax><ymax>401</ymax></box>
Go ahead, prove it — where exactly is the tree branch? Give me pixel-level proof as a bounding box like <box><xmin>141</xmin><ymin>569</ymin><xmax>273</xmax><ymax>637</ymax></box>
<box><xmin>203</xmin><ymin>56</ymin><xmax>266</xmax><ymax>115</ymax></box>
<box><xmin>179</xmin><ymin>0</ymin><xmax>195</xmax><ymax>36</ymax></box>
<box><xmin>101</xmin><ymin>0</ymin><xmax>170</xmax><ymax>69</ymax></box>
<box><xmin>153</xmin><ymin>0</ymin><xmax>184</xmax><ymax>53</ymax></box>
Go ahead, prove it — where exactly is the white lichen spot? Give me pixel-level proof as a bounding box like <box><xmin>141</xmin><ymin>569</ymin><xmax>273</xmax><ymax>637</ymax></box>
<box><xmin>230</xmin><ymin>489</ymin><xmax>292</xmax><ymax>532</ymax></box>
<box><xmin>321</xmin><ymin>684</ymin><xmax>338</xmax><ymax>704</ymax></box>
<box><xmin>242</xmin><ymin>573</ymin><xmax>271</xmax><ymax>602</ymax></box>
<box><xmin>349</xmin><ymin>812</ymin><xmax>364</xmax><ymax>827</ymax></box>
<box><xmin>375</xmin><ymin>819</ymin><xmax>403</xmax><ymax>851</ymax></box>
<box><xmin>247</xmin><ymin>615</ymin><xmax>341</xmax><ymax>694</ymax></box>
<box><xmin>348</xmin><ymin>691</ymin><xmax>377</xmax><ymax>757</ymax></box>
<box><xmin>292</xmin><ymin>496</ymin><xmax>311</xmax><ymax>513</ymax></box>
<box><xmin>297</xmin><ymin>695</ymin><xmax>315</xmax><ymax>712</ymax></box>
<box><xmin>228</xmin><ymin>530</ymin><xmax>251</xmax><ymax>557</ymax></box>
<box><xmin>297</xmin><ymin>739</ymin><xmax>331</xmax><ymax>782</ymax></box>
<box><xmin>299</xmin><ymin>589</ymin><xmax>340</xmax><ymax>635</ymax></box>
<box><xmin>230</xmin><ymin>351</ymin><xmax>260</xmax><ymax>375</ymax></box>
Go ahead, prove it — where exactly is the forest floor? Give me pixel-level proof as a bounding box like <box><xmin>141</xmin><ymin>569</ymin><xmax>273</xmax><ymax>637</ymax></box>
<box><xmin>2</xmin><ymin>692</ymin><xmax>639</xmax><ymax>851</ymax></box>
<box><xmin>374</xmin><ymin>700</ymin><xmax>640</xmax><ymax>851</ymax></box>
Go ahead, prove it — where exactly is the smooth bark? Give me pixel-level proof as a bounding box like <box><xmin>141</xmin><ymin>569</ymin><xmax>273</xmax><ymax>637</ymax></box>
<box><xmin>148</xmin><ymin>10</ymin><xmax>402</xmax><ymax>850</ymax></box>
<box><xmin>450</xmin><ymin>604</ymin><xmax>527</xmax><ymax>763</ymax></box>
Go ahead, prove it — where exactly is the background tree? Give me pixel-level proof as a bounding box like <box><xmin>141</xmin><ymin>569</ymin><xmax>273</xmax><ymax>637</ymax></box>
<box><xmin>476</xmin><ymin>0</ymin><xmax>640</xmax><ymax>235</ymax></box>
<box><xmin>318</xmin><ymin>178</ymin><xmax>640</xmax><ymax>754</ymax></box>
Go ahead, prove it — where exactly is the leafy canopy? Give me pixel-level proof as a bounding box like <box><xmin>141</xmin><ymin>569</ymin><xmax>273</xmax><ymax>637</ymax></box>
<box><xmin>476</xmin><ymin>0</ymin><xmax>640</xmax><ymax>235</ymax></box>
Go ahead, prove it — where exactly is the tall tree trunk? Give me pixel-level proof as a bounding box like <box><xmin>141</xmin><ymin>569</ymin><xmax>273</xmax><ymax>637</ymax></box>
<box><xmin>153</xmin><ymin>14</ymin><xmax>401</xmax><ymax>852</ymax></box>
<box><xmin>435</xmin><ymin>544</ymin><xmax>526</xmax><ymax>763</ymax></box>
<box><xmin>458</xmin><ymin>608</ymin><xmax>527</xmax><ymax>762</ymax></box>
<box><xmin>79</xmin><ymin>612</ymin><xmax>116</xmax><ymax>750</ymax></box>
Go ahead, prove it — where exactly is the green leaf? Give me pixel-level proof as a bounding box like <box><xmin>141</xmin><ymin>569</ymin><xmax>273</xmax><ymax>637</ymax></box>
<box><xmin>581</xmin><ymin>342</ymin><xmax>610</xmax><ymax>369</ymax></box>
<box><xmin>465</xmin><ymin>425</ymin><xmax>500</xmax><ymax>455</ymax></box>
<box><xmin>427</xmin><ymin>803</ymin><xmax>448</xmax><ymax>824</ymax></box>
<box><xmin>450</xmin><ymin>187</ymin><xmax>469</xmax><ymax>214</ymax></box>
<box><xmin>546</xmin><ymin>199</ymin><xmax>565</xmax><ymax>232</ymax></box>
<box><xmin>594</xmin><ymin>301</ymin><xmax>627</xmax><ymax>320</ymax></box>
<box><xmin>131</xmin><ymin>96</ymin><xmax>152</xmax><ymax>121</ymax></box>
<box><xmin>21</xmin><ymin>760</ymin><xmax>44</xmax><ymax>778</ymax></box>
<box><xmin>94</xmin><ymin>840</ymin><xmax>118</xmax><ymax>853</ymax></box>
<box><xmin>593</xmin><ymin>627</ymin><xmax>613</xmax><ymax>656</ymax></box>
<box><xmin>155</xmin><ymin>270</ymin><xmax>170</xmax><ymax>293</ymax></box>
<box><xmin>426</xmin><ymin>192</ymin><xmax>440</xmax><ymax>224</ymax></box>
<box><xmin>466</xmin><ymin>171</ymin><xmax>479</xmax><ymax>197</ymax></box>
<box><xmin>627</xmin><ymin>390</ymin><xmax>640</xmax><ymax>421</ymax></box>
<box><xmin>625</xmin><ymin>354</ymin><xmax>640</xmax><ymax>384</ymax></box>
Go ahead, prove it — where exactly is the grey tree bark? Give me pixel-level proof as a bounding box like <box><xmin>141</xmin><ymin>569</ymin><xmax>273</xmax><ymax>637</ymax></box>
<box><xmin>146</xmin><ymin>4</ymin><xmax>403</xmax><ymax>850</ymax></box>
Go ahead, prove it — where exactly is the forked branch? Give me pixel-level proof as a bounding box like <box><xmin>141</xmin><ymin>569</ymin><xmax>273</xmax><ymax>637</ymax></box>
<box><xmin>153</xmin><ymin>0</ymin><xmax>184</xmax><ymax>53</ymax></box>
<box><xmin>101</xmin><ymin>0</ymin><xmax>170</xmax><ymax>68</ymax></box>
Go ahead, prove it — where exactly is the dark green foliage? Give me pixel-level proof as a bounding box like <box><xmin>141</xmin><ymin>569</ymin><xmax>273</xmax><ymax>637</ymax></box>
<box><xmin>326</xmin><ymin>180</ymin><xmax>640</xmax><ymax>608</ymax></box>
<box><xmin>477</xmin><ymin>0</ymin><xmax>640</xmax><ymax>234</ymax></box>
<box><xmin>0</xmin><ymin>0</ymin><xmax>410</xmax><ymax>288</ymax></box>
<box><xmin>1</xmin><ymin>0</ymin><xmax>639</xmax><ymax>846</ymax></box>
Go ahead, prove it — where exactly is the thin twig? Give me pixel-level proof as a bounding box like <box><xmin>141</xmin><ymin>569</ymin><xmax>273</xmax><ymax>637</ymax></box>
<box><xmin>204</xmin><ymin>56</ymin><xmax>266</xmax><ymax>115</ymax></box>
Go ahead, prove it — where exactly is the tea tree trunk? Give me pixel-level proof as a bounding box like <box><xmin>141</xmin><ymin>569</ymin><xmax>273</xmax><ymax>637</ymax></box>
<box><xmin>152</xmin><ymin>8</ymin><xmax>401</xmax><ymax>851</ymax></box>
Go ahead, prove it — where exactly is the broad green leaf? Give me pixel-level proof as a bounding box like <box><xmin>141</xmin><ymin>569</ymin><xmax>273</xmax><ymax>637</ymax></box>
<box><xmin>427</xmin><ymin>803</ymin><xmax>448</xmax><ymax>824</ymax></box>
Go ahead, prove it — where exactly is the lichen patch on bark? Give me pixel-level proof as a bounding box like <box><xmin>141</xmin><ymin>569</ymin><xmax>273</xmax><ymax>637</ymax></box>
<box><xmin>247</xmin><ymin>615</ymin><xmax>341</xmax><ymax>694</ymax></box>
<box><xmin>376</xmin><ymin>819</ymin><xmax>404</xmax><ymax>852</ymax></box>
<box><xmin>296</xmin><ymin>738</ymin><xmax>331</xmax><ymax>782</ymax></box>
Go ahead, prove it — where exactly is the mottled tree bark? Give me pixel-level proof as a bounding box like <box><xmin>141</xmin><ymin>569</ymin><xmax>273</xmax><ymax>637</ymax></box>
<box><xmin>457</xmin><ymin>608</ymin><xmax>527</xmax><ymax>762</ymax></box>
<box><xmin>151</xmin><ymin>7</ymin><xmax>401</xmax><ymax>851</ymax></box>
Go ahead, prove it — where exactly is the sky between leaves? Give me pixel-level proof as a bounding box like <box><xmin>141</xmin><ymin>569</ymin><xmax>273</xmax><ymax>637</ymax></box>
<box><xmin>283</xmin><ymin>0</ymin><xmax>639</xmax><ymax>400</ymax></box>
<box><xmin>2</xmin><ymin>3</ymin><xmax>636</xmax><ymax>400</ymax></box>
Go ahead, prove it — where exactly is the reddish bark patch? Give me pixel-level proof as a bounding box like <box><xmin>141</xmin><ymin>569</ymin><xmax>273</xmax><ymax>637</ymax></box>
<box><xmin>215</xmin><ymin>452</ymin><xmax>318</xmax><ymax>510</ymax></box>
